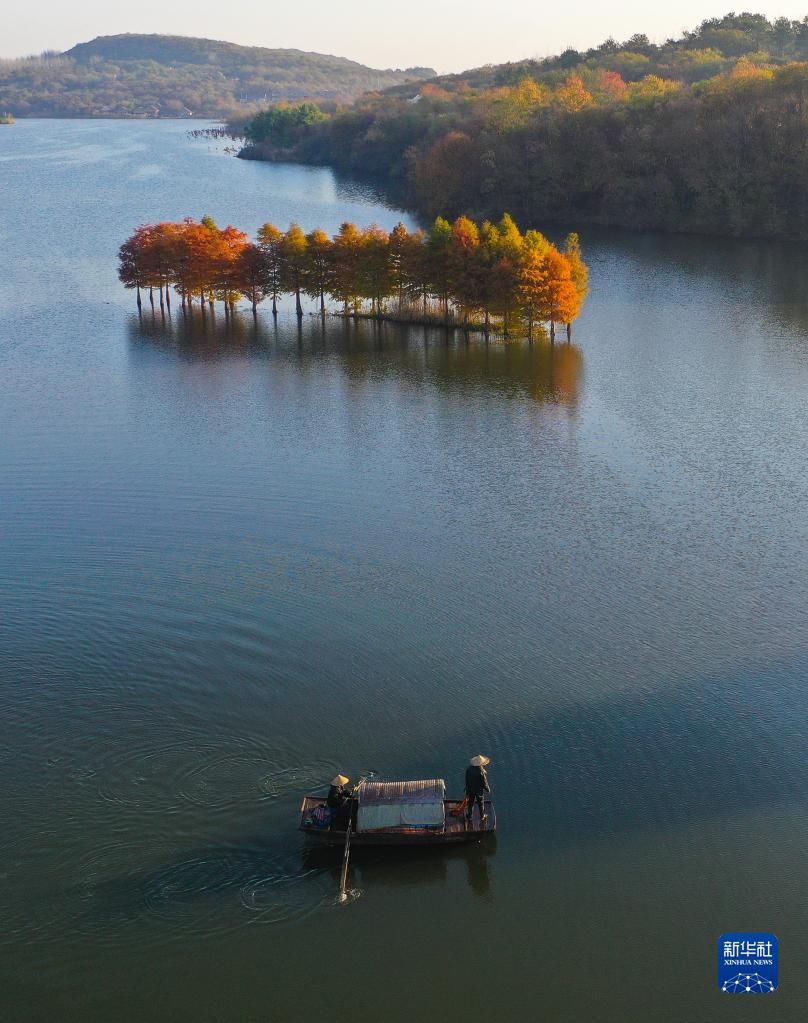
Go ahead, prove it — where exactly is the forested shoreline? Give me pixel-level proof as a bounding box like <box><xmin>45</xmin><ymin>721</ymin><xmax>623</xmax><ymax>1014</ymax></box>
<box><xmin>118</xmin><ymin>215</ymin><xmax>588</xmax><ymax>340</ymax></box>
<box><xmin>241</xmin><ymin>14</ymin><xmax>808</xmax><ymax>240</ymax></box>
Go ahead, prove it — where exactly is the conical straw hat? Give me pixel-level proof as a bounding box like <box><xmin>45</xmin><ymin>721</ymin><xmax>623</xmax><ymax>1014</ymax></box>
<box><xmin>469</xmin><ymin>755</ymin><xmax>490</xmax><ymax>767</ymax></box>
<box><xmin>331</xmin><ymin>774</ymin><xmax>350</xmax><ymax>786</ymax></box>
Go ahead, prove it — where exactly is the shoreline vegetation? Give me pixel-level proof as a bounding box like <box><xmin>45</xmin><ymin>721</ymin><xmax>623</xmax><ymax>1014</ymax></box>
<box><xmin>0</xmin><ymin>111</ymin><xmax>14</xmax><ymax>123</ymax></box>
<box><xmin>118</xmin><ymin>215</ymin><xmax>589</xmax><ymax>341</ymax></box>
<box><xmin>237</xmin><ymin>14</ymin><xmax>808</xmax><ymax>241</ymax></box>
<box><xmin>0</xmin><ymin>35</ymin><xmax>434</xmax><ymax>119</ymax></box>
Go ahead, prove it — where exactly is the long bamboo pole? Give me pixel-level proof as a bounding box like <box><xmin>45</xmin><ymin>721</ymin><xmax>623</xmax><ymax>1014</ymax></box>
<box><xmin>337</xmin><ymin>818</ymin><xmax>352</xmax><ymax>903</ymax></box>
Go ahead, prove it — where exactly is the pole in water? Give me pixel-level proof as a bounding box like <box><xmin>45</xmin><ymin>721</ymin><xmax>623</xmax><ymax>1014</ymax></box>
<box><xmin>337</xmin><ymin>813</ymin><xmax>352</xmax><ymax>903</ymax></box>
<box><xmin>338</xmin><ymin>778</ymin><xmax>365</xmax><ymax>903</ymax></box>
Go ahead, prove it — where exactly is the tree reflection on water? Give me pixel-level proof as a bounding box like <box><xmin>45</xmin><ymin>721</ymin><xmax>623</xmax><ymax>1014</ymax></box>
<box><xmin>128</xmin><ymin>308</ymin><xmax>584</xmax><ymax>408</ymax></box>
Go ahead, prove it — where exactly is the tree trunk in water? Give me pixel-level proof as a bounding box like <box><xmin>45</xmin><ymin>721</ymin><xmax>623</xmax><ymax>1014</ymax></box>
<box><xmin>550</xmin><ymin>320</ymin><xmax>555</xmax><ymax>342</ymax></box>
<box><xmin>149</xmin><ymin>287</ymin><xmax>154</xmax><ymax>310</ymax></box>
<box><xmin>566</xmin><ymin>322</ymin><xmax>571</xmax><ymax>342</ymax></box>
<box><xmin>136</xmin><ymin>286</ymin><xmax>142</xmax><ymax>310</ymax></box>
<box><xmin>272</xmin><ymin>294</ymin><xmax>278</xmax><ymax>316</ymax></box>
<box><xmin>295</xmin><ymin>289</ymin><xmax>302</xmax><ymax>318</ymax></box>
<box><xmin>159</xmin><ymin>285</ymin><xmax>164</xmax><ymax>308</ymax></box>
<box><xmin>320</xmin><ymin>292</ymin><xmax>325</xmax><ymax>317</ymax></box>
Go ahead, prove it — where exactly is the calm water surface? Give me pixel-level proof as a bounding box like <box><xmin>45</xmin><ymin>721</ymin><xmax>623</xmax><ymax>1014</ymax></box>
<box><xmin>1</xmin><ymin>121</ymin><xmax>807</xmax><ymax>1022</ymax></box>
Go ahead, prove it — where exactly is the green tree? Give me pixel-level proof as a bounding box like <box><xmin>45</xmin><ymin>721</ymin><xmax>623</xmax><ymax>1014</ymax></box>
<box><xmin>329</xmin><ymin>222</ymin><xmax>363</xmax><ymax>314</ymax></box>
<box><xmin>257</xmin><ymin>222</ymin><xmax>283</xmax><ymax>314</ymax></box>
<box><xmin>489</xmin><ymin>214</ymin><xmax>523</xmax><ymax>336</ymax></box>
<box><xmin>448</xmin><ymin>216</ymin><xmax>482</xmax><ymax>323</ymax></box>
<box><xmin>303</xmin><ymin>227</ymin><xmax>333</xmax><ymax>315</ymax></box>
<box><xmin>245</xmin><ymin>102</ymin><xmax>327</xmax><ymax>146</ymax></box>
<box><xmin>279</xmin><ymin>223</ymin><xmax>308</xmax><ymax>317</ymax></box>
<box><xmin>426</xmin><ymin>217</ymin><xmax>453</xmax><ymax>320</ymax></box>
<box><xmin>388</xmin><ymin>222</ymin><xmax>411</xmax><ymax>314</ymax></box>
<box><xmin>358</xmin><ymin>225</ymin><xmax>392</xmax><ymax>316</ymax></box>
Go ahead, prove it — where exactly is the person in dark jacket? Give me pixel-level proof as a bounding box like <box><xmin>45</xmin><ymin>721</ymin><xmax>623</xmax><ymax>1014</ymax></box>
<box><xmin>326</xmin><ymin>774</ymin><xmax>351</xmax><ymax>829</ymax></box>
<box><xmin>464</xmin><ymin>755</ymin><xmax>491</xmax><ymax>827</ymax></box>
<box><xmin>327</xmin><ymin>774</ymin><xmax>350</xmax><ymax>809</ymax></box>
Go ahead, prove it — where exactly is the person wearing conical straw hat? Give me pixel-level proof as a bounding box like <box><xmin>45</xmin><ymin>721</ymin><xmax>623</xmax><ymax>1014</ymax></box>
<box><xmin>327</xmin><ymin>774</ymin><xmax>350</xmax><ymax>809</ymax></box>
<box><xmin>326</xmin><ymin>773</ymin><xmax>351</xmax><ymax>828</ymax></box>
<box><xmin>465</xmin><ymin>755</ymin><xmax>491</xmax><ymax>829</ymax></box>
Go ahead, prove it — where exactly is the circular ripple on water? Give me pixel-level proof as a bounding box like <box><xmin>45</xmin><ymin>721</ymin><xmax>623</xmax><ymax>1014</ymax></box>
<box><xmin>239</xmin><ymin>867</ymin><xmax>333</xmax><ymax>925</ymax></box>
<box><xmin>142</xmin><ymin>852</ymin><xmax>253</xmax><ymax>938</ymax></box>
<box><xmin>92</xmin><ymin>733</ymin><xmax>339</xmax><ymax>816</ymax></box>
<box><xmin>63</xmin><ymin>835</ymin><xmax>181</xmax><ymax>948</ymax></box>
<box><xmin>6</xmin><ymin>830</ymin><xmax>335</xmax><ymax>949</ymax></box>
<box><xmin>179</xmin><ymin>753</ymin><xmax>340</xmax><ymax>812</ymax></box>
<box><xmin>144</xmin><ymin>845</ymin><xmax>333</xmax><ymax>933</ymax></box>
<box><xmin>94</xmin><ymin>739</ymin><xmax>213</xmax><ymax>813</ymax></box>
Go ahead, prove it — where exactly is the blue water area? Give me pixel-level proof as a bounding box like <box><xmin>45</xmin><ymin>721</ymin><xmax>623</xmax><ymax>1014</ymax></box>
<box><xmin>1</xmin><ymin>120</ymin><xmax>807</xmax><ymax>1021</ymax></box>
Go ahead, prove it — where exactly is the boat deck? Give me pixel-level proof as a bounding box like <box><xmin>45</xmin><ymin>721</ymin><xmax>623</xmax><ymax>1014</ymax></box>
<box><xmin>299</xmin><ymin>795</ymin><xmax>495</xmax><ymax>845</ymax></box>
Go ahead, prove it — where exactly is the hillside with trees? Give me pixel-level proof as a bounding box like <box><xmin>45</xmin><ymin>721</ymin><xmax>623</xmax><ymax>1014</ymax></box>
<box><xmin>244</xmin><ymin>14</ymin><xmax>808</xmax><ymax>240</ymax></box>
<box><xmin>0</xmin><ymin>34</ymin><xmax>434</xmax><ymax>118</ymax></box>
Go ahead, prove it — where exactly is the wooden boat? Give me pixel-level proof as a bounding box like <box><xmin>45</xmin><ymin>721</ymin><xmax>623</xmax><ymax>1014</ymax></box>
<box><xmin>299</xmin><ymin>778</ymin><xmax>496</xmax><ymax>846</ymax></box>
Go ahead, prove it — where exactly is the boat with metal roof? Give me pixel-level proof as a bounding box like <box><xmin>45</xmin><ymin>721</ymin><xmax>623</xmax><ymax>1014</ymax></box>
<box><xmin>299</xmin><ymin>777</ymin><xmax>496</xmax><ymax>846</ymax></box>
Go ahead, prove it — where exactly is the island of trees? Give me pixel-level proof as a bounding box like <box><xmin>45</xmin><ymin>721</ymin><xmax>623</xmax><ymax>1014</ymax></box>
<box><xmin>118</xmin><ymin>215</ymin><xmax>588</xmax><ymax>340</ymax></box>
<box><xmin>0</xmin><ymin>111</ymin><xmax>14</xmax><ymax>123</ymax></box>
<box><xmin>0</xmin><ymin>35</ymin><xmax>434</xmax><ymax>118</ymax></box>
<box><xmin>240</xmin><ymin>13</ymin><xmax>808</xmax><ymax>240</ymax></box>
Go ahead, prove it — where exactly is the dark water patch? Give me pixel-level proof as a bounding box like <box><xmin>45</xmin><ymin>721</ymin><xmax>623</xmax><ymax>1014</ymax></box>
<box><xmin>68</xmin><ymin>834</ymin><xmax>334</xmax><ymax>945</ymax></box>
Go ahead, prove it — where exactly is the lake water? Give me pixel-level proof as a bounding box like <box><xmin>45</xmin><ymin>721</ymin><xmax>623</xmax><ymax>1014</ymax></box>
<box><xmin>1</xmin><ymin>120</ymin><xmax>807</xmax><ymax>1021</ymax></box>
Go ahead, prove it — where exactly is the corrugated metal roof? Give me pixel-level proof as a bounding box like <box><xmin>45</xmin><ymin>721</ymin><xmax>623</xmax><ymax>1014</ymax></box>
<box><xmin>359</xmin><ymin>779</ymin><xmax>445</xmax><ymax>805</ymax></box>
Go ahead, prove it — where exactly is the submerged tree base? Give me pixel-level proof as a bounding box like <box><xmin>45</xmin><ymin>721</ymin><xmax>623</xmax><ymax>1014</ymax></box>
<box><xmin>330</xmin><ymin>308</ymin><xmax>561</xmax><ymax>343</ymax></box>
<box><xmin>118</xmin><ymin>213</ymin><xmax>589</xmax><ymax>342</ymax></box>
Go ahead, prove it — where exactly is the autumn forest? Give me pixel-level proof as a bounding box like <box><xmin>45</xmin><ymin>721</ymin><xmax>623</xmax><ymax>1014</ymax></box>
<box><xmin>118</xmin><ymin>215</ymin><xmax>588</xmax><ymax>340</ymax></box>
<box><xmin>241</xmin><ymin>14</ymin><xmax>808</xmax><ymax>240</ymax></box>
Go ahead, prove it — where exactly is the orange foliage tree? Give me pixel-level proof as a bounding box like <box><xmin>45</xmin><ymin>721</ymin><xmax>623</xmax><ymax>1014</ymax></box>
<box><xmin>118</xmin><ymin>213</ymin><xmax>588</xmax><ymax>338</ymax></box>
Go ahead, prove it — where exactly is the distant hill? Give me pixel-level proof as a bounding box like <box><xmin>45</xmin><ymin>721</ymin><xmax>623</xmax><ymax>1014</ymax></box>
<box><xmin>0</xmin><ymin>34</ymin><xmax>435</xmax><ymax>118</ymax></box>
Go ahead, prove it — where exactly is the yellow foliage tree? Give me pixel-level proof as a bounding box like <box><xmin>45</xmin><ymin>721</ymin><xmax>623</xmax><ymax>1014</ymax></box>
<box><xmin>555</xmin><ymin>75</ymin><xmax>593</xmax><ymax>112</ymax></box>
